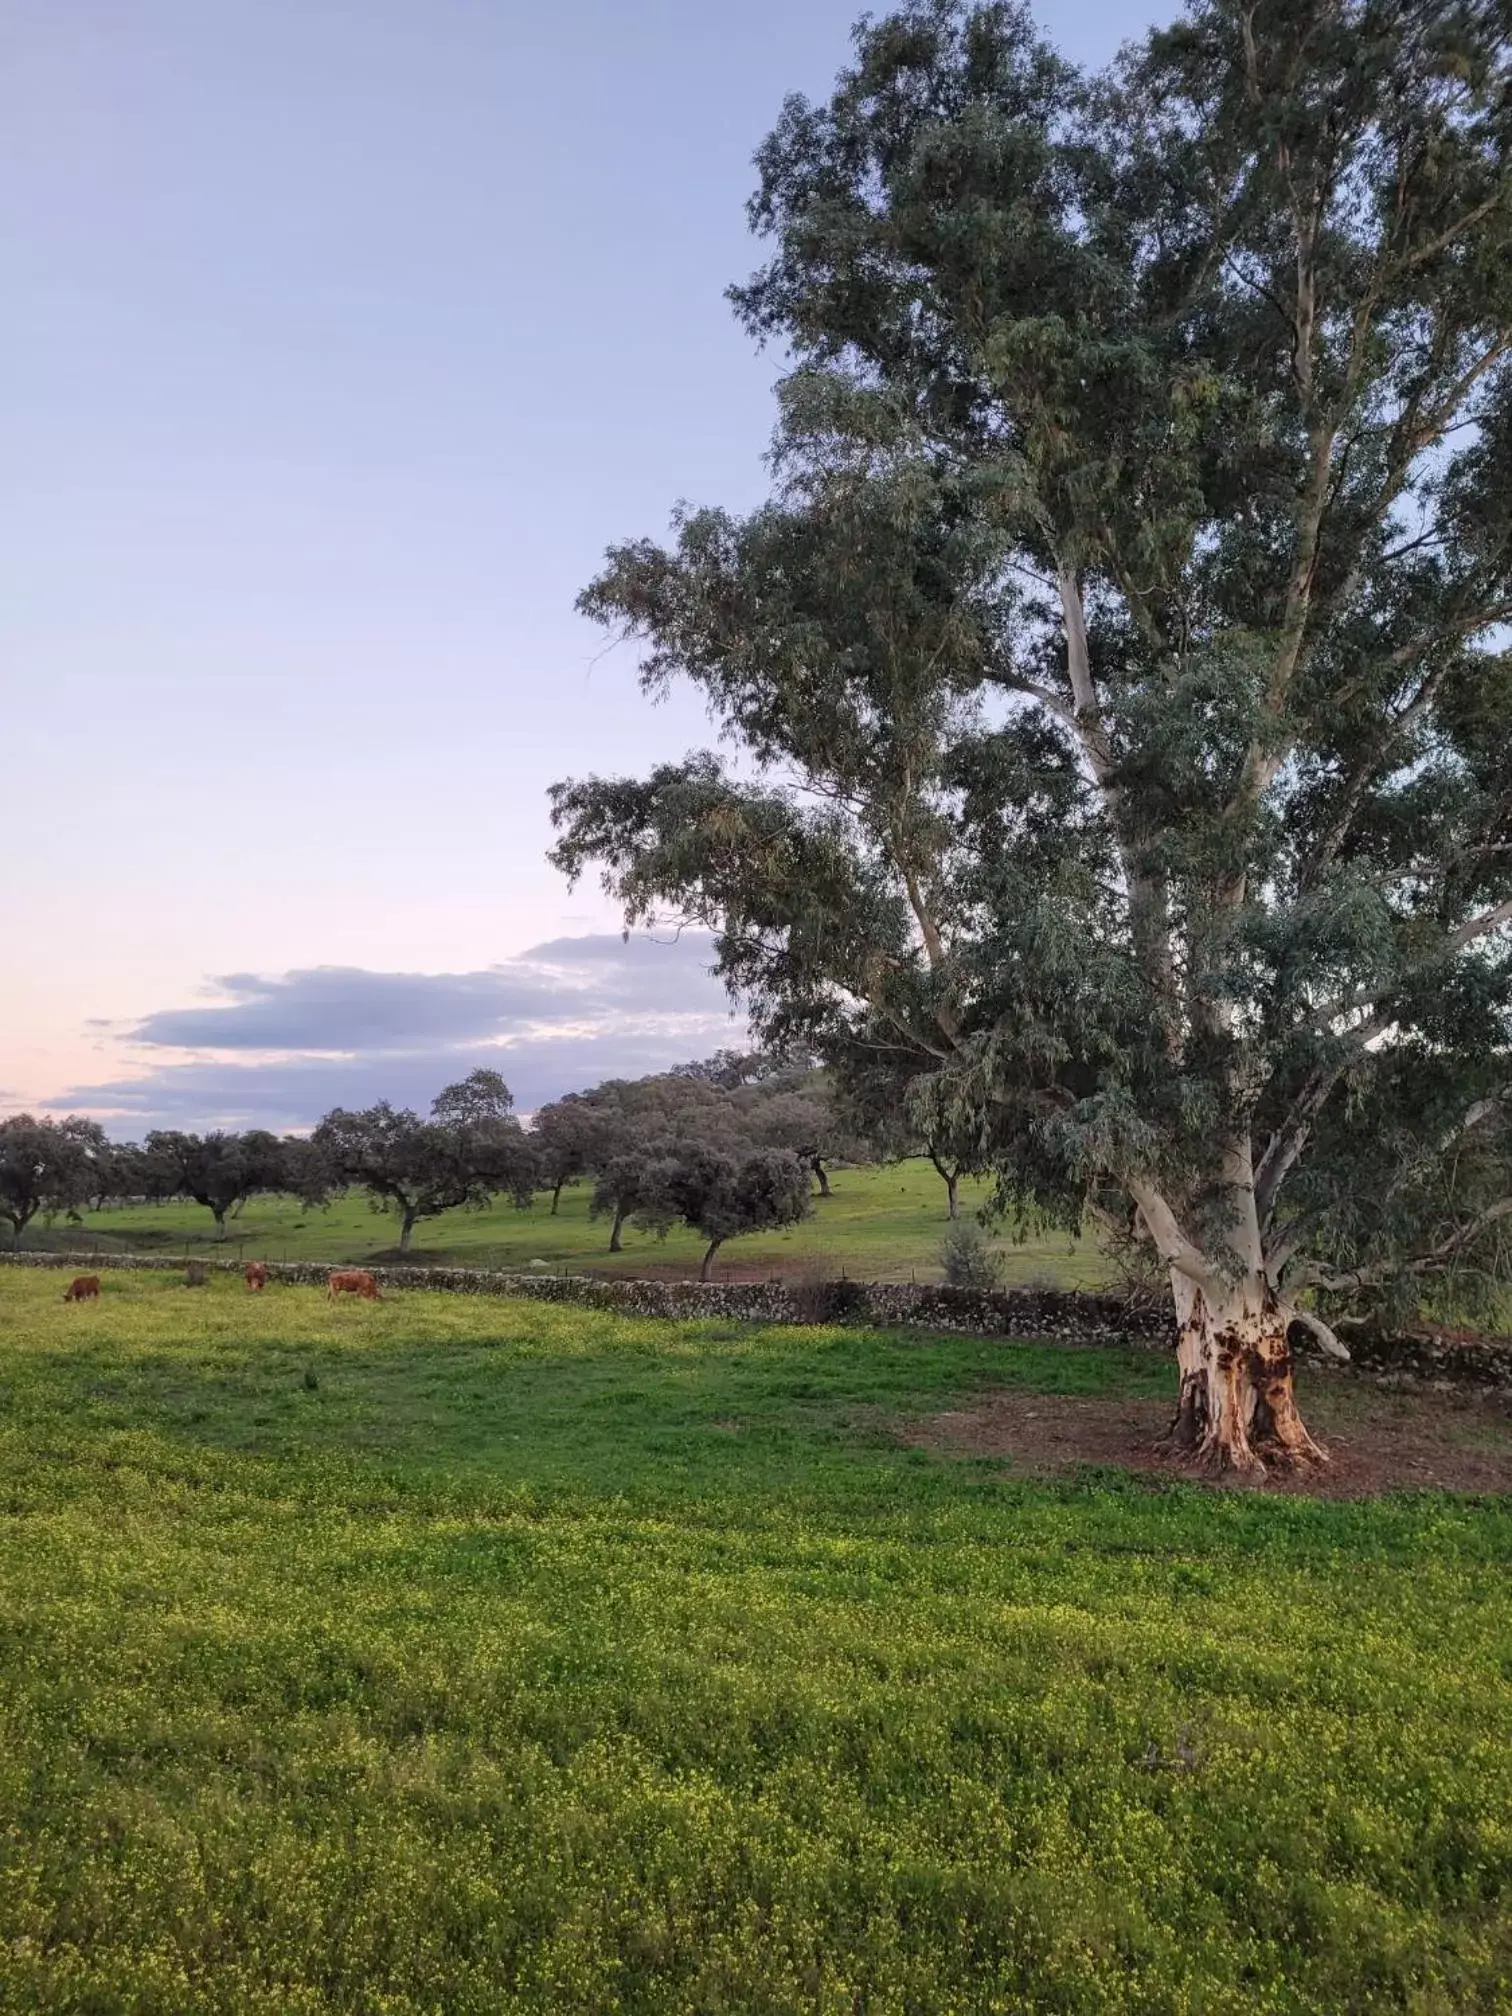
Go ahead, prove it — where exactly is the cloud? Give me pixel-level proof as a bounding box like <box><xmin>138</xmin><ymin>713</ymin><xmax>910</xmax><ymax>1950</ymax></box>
<box><xmin>47</xmin><ymin>933</ymin><xmax>747</xmax><ymax>1135</ymax></box>
<box><xmin>125</xmin><ymin>934</ymin><xmax>722</xmax><ymax>1054</ymax></box>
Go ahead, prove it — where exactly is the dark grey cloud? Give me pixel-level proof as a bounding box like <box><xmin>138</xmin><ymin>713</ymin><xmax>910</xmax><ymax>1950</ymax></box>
<box><xmin>54</xmin><ymin>1031</ymin><xmax>740</xmax><ymax>1138</ymax></box>
<box><xmin>126</xmin><ymin>933</ymin><xmax>728</xmax><ymax>1054</ymax></box>
<box><xmin>48</xmin><ymin>932</ymin><xmax>746</xmax><ymax>1136</ymax></box>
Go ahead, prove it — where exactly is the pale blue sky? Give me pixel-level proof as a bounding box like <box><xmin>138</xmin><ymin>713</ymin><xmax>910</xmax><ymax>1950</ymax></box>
<box><xmin>4</xmin><ymin>0</ymin><xmax>1150</xmax><ymax>1131</ymax></box>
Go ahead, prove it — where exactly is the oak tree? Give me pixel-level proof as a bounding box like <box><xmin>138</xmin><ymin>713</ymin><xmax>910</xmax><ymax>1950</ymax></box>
<box><xmin>530</xmin><ymin>1094</ymin><xmax>619</xmax><ymax>1214</ymax></box>
<box><xmin>0</xmin><ymin>1115</ymin><xmax>107</xmax><ymax>1245</ymax></box>
<box><xmin>631</xmin><ymin>1139</ymin><xmax>814</xmax><ymax>1279</ymax></box>
<box><xmin>313</xmin><ymin>1071</ymin><xmax>536</xmax><ymax>1254</ymax></box>
<box><xmin>142</xmin><ymin>1129</ymin><xmax>289</xmax><ymax>1239</ymax></box>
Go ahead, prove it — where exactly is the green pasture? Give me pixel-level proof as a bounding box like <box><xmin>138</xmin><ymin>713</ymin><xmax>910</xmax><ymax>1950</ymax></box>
<box><xmin>0</xmin><ymin>1267</ymin><xmax>1508</xmax><ymax>2013</ymax></box>
<box><xmin>32</xmin><ymin>1158</ymin><xmax>1112</xmax><ymax>1287</ymax></box>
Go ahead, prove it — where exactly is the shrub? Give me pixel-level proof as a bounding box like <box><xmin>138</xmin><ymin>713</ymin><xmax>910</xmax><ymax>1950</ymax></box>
<box><xmin>939</xmin><ymin>1220</ymin><xmax>1003</xmax><ymax>1290</ymax></box>
<box><xmin>786</xmin><ymin>1275</ymin><xmax>871</xmax><ymax>1325</ymax></box>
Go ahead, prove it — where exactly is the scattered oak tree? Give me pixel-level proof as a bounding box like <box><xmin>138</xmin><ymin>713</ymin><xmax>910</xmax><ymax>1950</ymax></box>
<box><xmin>731</xmin><ymin>1060</ymin><xmax>877</xmax><ymax>1195</ymax></box>
<box><xmin>566</xmin><ymin>1071</ymin><xmax>753</xmax><ymax>1250</ymax></box>
<box><xmin>926</xmin><ymin>1139</ymin><xmax>975</xmax><ymax>1224</ymax></box>
<box><xmin>833</xmin><ymin>1044</ymin><xmax>988</xmax><ymax>1218</ymax></box>
<box><xmin>120</xmin><ymin>1138</ymin><xmax>186</xmax><ymax>1207</ymax></box>
<box><xmin>279</xmin><ymin>1133</ymin><xmax>339</xmax><ymax>1214</ymax></box>
<box><xmin>144</xmin><ymin>1129</ymin><xmax>291</xmax><ymax>1238</ymax></box>
<box><xmin>674</xmin><ymin>1047</ymin><xmax>885</xmax><ymax>1193</ymax></box>
<box><xmin>313</xmin><ymin>1070</ymin><xmax>537</xmax><ymax>1254</ymax></box>
<box><xmin>80</xmin><ymin>1139</ymin><xmax>136</xmax><ymax>1214</ymax></box>
<box><xmin>631</xmin><ymin>1139</ymin><xmax>814</xmax><ymax>1279</ymax></box>
<box><xmin>576</xmin><ymin>1095</ymin><xmax>709</xmax><ymax>1254</ymax></box>
<box><xmin>589</xmin><ymin>1144</ymin><xmax>667</xmax><ymax>1254</ymax></box>
<box><xmin>551</xmin><ymin>0</ymin><xmax>1512</xmax><ymax>1471</ymax></box>
<box><xmin>0</xmin><ymin>1114</ymin><xmax>108</xmax><ymax>1245</ymax></box>
<box><xmin>530</xmin><ymin>1094</ymin><xmax>618</xmax><ymax>1214</ymax></box>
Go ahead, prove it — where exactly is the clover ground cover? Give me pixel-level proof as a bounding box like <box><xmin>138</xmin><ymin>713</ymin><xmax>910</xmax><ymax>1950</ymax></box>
<box><xmin>0</xmin><ymin>1269</ymin><xmax>1507</xmax><ymax>2013</ymax></box>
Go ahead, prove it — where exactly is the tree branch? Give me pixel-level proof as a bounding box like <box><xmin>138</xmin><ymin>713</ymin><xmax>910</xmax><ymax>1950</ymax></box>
<box><xmin>1300</xmin><ymin>901</ymin><xmax>1512</xmax><ymax>1037</ymax></box>
<box><xmin>1445</xmin><ymin>896</ymin><xmax>1512</xmax><ymax>955</ymax></box>
<box><xmin>1255</xmin><ymin>1010</ymin><xmax>1397</xmax><ymax>1231</ymax></box>
<box><xmin>1126</xmin><ymin>1177</ymin><xmax>1213</xmax><ymax>1285</ymax></box>
<box><xmin>1057</xmin><ymin>563</ymin><xmax>1102</xmax><ymax>733</ymax></box>
<box><xmin>1055</xmin><ymin>565</ymin><xmax>1179</xmax><ymax>1033</ymax></box>
<box><xmin>1300</xmin><ymin>659</ymin><xmax>1453</xmax><ymax>892</ymax></box>
<box><xmin>1398</xmin><ymin>190</ymin><xmax>1506</xmax><ymax>273</ymax></box>
<box><xmin>1280</xmin><ymin>1302</ymin><xmax>1351</xmax><ymax>1362</ymax></box>
<box><xmin>1297</xmin><ymin>1197</ymin><xmax>1512</xmax><ymax>1293</ymax></box>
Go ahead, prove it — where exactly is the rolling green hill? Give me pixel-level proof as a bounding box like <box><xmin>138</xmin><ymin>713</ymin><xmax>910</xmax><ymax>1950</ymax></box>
<box><xmin>30</xmin><ymin>1158</ymin><xmax>1113</xmax><ymax>1288</ymax></box>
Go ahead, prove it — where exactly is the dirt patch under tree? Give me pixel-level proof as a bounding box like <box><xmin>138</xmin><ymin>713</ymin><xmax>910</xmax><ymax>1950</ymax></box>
<box><xmin>899</xmin><ymin>1382</ymin><xmax>1512</xmax><ymax>1497</ymax></box>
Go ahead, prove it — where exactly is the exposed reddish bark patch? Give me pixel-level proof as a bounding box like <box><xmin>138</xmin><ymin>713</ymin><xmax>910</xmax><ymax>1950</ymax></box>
<box><xmin>898</xmin><ymin>1387</ymin><xmax>1512</xmax><ymax>1497</ymax></box>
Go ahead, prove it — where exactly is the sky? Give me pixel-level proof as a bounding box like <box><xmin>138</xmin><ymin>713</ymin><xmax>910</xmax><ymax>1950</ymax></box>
<box><xmin>5</xmin><ymin>0</ymin><xmax>1149</xmax><ymax>1134</ymax></box>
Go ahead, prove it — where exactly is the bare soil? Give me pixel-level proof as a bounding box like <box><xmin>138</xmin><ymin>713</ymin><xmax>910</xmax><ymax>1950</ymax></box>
<box><xmin>898</xmin><ymin>1382</ymin><xmax>1512</xmax><ymax>1497</ymax></box>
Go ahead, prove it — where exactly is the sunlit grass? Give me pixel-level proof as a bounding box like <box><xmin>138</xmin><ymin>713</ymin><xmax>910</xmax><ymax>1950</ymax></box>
<box><xmin>35</xmin><ymin>1157</ymin><xmax>1111</xmax><ymax>1287</ymax></box>
<box><xmin>1</xmin><ymin>1268</ymin><xmax>1507</xmax><ymax>2013</ymax></box>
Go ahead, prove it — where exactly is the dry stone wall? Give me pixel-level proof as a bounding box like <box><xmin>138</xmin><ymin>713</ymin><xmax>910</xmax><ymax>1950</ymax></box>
<box><xmin>0</xmin><ymin>1249</ymin><xmax>1164</xmax><ymax>1344</ymax></box>
<box><xmin>3</xmin><ymin>1249</ymin><xmax>1509</xmax><ymax>1391</ymax></box>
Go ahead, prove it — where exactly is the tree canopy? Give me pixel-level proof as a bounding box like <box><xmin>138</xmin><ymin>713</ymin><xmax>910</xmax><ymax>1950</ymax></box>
<box><xmin>313</xmin><ymin>1071</ymin><xmax>537</xmax><ymax>1254</ymax></box>
<box><xmin>0</xmin><ymin>1115</ymin><xmax>108</xmax><ymax>1245</ymax></box>
<box><xmin>529</xmin><ymin>1094</ymin><xmax>629</xmax><ymax>1214</ymax></box>
<box><xmin>542</xmin><ymin>1056</ymin><xmax>868</xmax><ymax>1249</ymax></box>
<box><xmin>629</xmin><ymin>1139</ymin><xmax>814</xmax><ymax>1279</ymax></box>
<box><xmin>551</xmin><ymin>0</ymin><xmax>1512</xmax><ymax>1470</ymax></box>
<box><xmin>143</xmin><ymin>1129</ymin><xmax>292</xmax><ymax>1237</ymax></box>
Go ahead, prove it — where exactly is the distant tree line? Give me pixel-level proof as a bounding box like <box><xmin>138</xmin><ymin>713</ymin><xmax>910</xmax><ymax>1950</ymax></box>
<box><xmin>0</xmin><ymin>1050</ymin><xmax>981</xmax><ymax>1277</ymax></box>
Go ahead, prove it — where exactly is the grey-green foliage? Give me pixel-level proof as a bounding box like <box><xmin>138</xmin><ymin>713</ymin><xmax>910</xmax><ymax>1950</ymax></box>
<box><xmin>939</xmin><ymin>1218</ymin><xmax>1005</xmax><ymax>1290</ymax></box>
<box><xmin>530</xmin><ymin>1095</ymin><xmax>618</xmax><ymax>1213</ymax></box>
<box><xmin>552</xmin><ymin>0</ymin><xmax>1512</xmax><ymax>1323</ymax></box>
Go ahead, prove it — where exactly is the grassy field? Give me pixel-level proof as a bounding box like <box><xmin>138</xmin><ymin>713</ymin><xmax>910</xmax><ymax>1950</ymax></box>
<box><xmin>0</xmin><ymin>1269</ymin><xmax>1508</xmax><ymax>2013</ymax></box>
<box><xmin>33</xmin><ymin>1159</ymin><xmax>1113</xmax><ymax>1287</ymax></box>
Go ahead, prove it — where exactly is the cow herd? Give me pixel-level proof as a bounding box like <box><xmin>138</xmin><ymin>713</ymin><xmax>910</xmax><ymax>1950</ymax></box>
<box><xmin>61</xmin><ymin>1265</ymin><xmax>382</xmax><ymax>1303</ymax></box>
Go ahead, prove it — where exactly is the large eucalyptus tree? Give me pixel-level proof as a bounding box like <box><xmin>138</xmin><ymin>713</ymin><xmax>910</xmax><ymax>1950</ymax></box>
<box><xmin>551</xmin><ymin>0</ymin><xmax>1512</xmax><ymax>1470</ymax></box>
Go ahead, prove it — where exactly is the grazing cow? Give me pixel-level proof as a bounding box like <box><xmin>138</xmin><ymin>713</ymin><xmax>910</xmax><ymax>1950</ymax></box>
<box><xmin>62</xmin><ymin>1275</ymin><xmax>101</xmax><ymax>1303</ymax></box>
<box><xmin>245</xmin><ymin>1261</ymin><xmax>269</xmax><ymax>1292</ymax></box>
<box><xmin>327</xmin><ymin>1268</ymin><xmax>381</xmax><ymax>1302</ymax></box>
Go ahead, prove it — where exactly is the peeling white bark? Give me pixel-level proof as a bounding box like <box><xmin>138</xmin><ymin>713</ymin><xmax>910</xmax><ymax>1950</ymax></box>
<box><xmin>1167</xmin><ymin>1268</ymin><xmax>1328</xmax><ymax>1472</ymax></box>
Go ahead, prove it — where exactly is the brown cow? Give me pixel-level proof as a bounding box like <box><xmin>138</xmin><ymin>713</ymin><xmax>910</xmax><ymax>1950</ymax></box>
<box><xmin>245</xmin><ymin>1261</ymin><xmax>269</xmax><ymax>1292</ymax></box>
<box><xmin>62</xmin><ymin>1275</ymin><xmax>101</xmax><ymax>1303</ymax></box>
<box><xmin>327</xmin><ymin>1268</ymin><xmax>381</xmax><ymax>1302</ymax></box>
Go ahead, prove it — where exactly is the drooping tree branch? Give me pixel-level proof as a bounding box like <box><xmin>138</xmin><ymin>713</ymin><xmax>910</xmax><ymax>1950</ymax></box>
<box><xmin>1296</xmin><ymin>1196</ymin><xmax>1512</xmax><ymax>1296</ymax></box>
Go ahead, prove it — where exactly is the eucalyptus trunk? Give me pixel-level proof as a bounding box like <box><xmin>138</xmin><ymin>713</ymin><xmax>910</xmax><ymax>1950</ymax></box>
<box><xmin>1166</xmin><ymin>1271</ymin><xmax>1326</xmax><ymax>1474</ymax></box>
